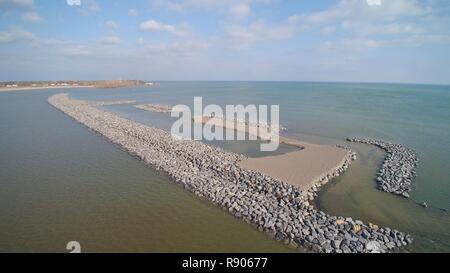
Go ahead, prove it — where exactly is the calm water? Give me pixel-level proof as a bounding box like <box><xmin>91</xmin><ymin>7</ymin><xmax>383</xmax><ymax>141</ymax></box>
<box><xmin>0</xmin><ymin>89</ymin><xmax>294</xmax><ymax>253</ymax></box>
<box><xmin>1</xmin><ymin>82</ymin><xmax>449</xmax><ymax>252</ymax></box>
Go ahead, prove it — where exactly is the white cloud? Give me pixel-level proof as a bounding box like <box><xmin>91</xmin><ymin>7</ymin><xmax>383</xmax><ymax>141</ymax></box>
<box><xmin>99</xmin><ymin>36</ymin><xmax>121</xmax><ymax>45</ymax></box>
<box><xmin>62</xmin><ymin>45</ymin><xmax>93</xmax><ymax>57</ymax></box>
<box><xmin>69</xmin><ymin>0</ymin><xmax>99</xmax><ymax>15</ymax></box>
<box><xmin>0</xmin><ymin>0</ymin><xmax>34</xmax><ymax>9</ymax></box>
<box><xmin>166</xmin><ymin>2</ymin><xmax>183</xmax><ymax>12</ymax></box>
<box><xmin>139</xmin><ymin>20</ymin><xmax>190</xmax><ymax>36</ymax></box>
<box><xmin>85</xmin><ymin>0</ymin><xmax>100</xmax><ymax>12</ymax></box>
<box><xmin>66</xmin><ymin>0</ymin><xmax>100</xmax><ymax>15</ymax></box>
<box><xmin>366</xmin><ymin>0</ymin><xmax>381</xmax><ymax>6</ymax></box>
<box><xmin>288</xmin><ymin>0</ymin><xmax>427</xmax><ymax>25</ymax></box>
<box><xmin>287</xmin><ymin>0</ymin><xmax>448</xmax><ymax>50</ymax></box>
<box><xmin>225</xmin><ymin>20</ymin><xmax>293</xmax><ymax>48</ymax></box>
<box><xmin>321</xmin><ymin>25</ymin><xmax>337</xmax><ymax>34</ymax></box>
<box><xmin>321</xmin><ymin>31</ymin><xmax>450</xmax><ymax>52</ymax></box>
<box><xmin>161</xmin><ymin>0</ymin><xmax>218</xmax><ymax>10</ymax></box>
<box><xmin>229</xmin><ymin>3</ymin><xmax>250</xmax><ymax>19</ymax></box>
<box><xmin>66</xmin><ymin>0</ymin><xmax>81</xmax><ymax>6</ymax></box>
<box><xmin>136</xmin><ymin>37</ymin><xmax>145</xmax><ymax>45</ymax></box>
<box><xmin>104</xmin><ymin>20</ymin><xmax>118</xmax><ymax>30</ymax></box>
<box><xmin>144</xmin><ymin>41</ymin><xmax>209</xmax><ymax>57</ymax></box>
<box><xmin>342</xmin><ymin>21</ymin><xmax>423</xmax><ymax>36</ymax></box>
<box><xmin>128</xmin><ymin>8</ymin><xmax>138</xmax><ymax>17</ymax></box>
<box><xmin>0</xmin><ymin>28</ymin><xmax>34</xmax><ymax>43</ymax></box>
<box><xmin>21</xmin><ymin>11</ymin><xmax>45</xmax><ymax>22</ymax></box>
<box><xmin>153</xmin><ymin>0</ymin><xmax>260</xmax><ymax>16</ymax></box>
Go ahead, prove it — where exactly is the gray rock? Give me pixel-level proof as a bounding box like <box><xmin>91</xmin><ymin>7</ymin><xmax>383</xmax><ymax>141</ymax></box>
<box><xmin>48</xmin><ymin>94</ymin><xmax>413</xmax><ymax>254</ymax></box>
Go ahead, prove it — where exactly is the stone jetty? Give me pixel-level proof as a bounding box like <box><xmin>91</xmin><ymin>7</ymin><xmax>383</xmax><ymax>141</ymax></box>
<box><xmin>48</xmin><ymin>94</ymin><xmax>413</xmax><ymax>253</ymax></box>
<box><xmin>347</xmin><ymin>138</ymin><xmax>418</xmax><ymax>198</ymax></box>
<box><xmin>90</xmin><ymin>100</ymin><xmax>136</xmax><ymax>106</ymax></box>
<box><xmin>135</xmin><ymin>104</ymin><xmax>172</xmax><ymax>113</ymax></box>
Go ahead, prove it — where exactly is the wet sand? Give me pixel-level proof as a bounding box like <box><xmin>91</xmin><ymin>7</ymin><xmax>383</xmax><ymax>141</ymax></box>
<box><xmin>193</xmin><ymin>115</ymin><xmax>351</xmax><ymax>190</ymax></box>
<box><xmin>240</xmin><ymin>140</ymin><xmax>349</xmax><ymax>190</ymax></box>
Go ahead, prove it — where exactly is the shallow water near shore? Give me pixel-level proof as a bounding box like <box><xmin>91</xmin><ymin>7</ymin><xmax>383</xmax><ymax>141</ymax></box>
<box><xmin>1</xmin><ymin>82</ymin><xmax>449</xmax><ymax>252</ymax></box>
<box><xmin>0</xmin><ymin>90</ymin><xmax>295</xmax><ymax>252</ymax></box>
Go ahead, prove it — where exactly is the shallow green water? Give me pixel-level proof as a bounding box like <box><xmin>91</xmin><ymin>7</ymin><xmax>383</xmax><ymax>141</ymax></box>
<box><xmin>1</xmin><ymin>82</ymin><xmax>449</xmax><ymax>252</ymax></box>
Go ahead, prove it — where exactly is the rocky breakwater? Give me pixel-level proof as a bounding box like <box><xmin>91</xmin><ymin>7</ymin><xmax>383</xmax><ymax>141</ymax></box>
<box><xmin>347</xmin><ymin>138</ymin><xmax>418</xmax><ymax>198</ymax></box>
<box><xmin>48</xmin><ymin>93</ymin><xmax>413</xmax><ymax>253</ymax></box>
<box><xmin>90</xmin><ymin>100</ymin><xmax>136</xmax><ymax>106</ymax></box>
<box><xmin>303</xmin><ymin>146</ymin><xmax>357</xmax><ymax>203</ymax></box>
<box><xmin>135</xmin><ymin>104</ymin><xmax>172</xmax><ymax>113</ymax></box>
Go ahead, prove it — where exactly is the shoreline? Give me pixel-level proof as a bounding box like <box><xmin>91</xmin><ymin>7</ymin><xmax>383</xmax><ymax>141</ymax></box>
<box><xmin>191</xmin><ymin>115</ymin><xmax>356</xmax><ymax>191</ymax></box>
<box><xmin>239</xmin><ymin>144</ymin><xmax>352</xmax><ymax>191</ymax></box>
<box><xmin>0</xmin><ymin>85</ymin><xmax>94</xmax><ymax>93</ymax></box>
<box><xmin>135</xmin><ymin>104</ymin><xmax>355</xmax><ymax>191</ymax></box>
<box><xmin>0</xmin><ymin>80</ymin><xmax>150</xmax><ymax>93</ymax></box>
<box><xmin>48</xmin><ymin>93</ymin><xmax>413</xmax><ymax>253</ymax></box>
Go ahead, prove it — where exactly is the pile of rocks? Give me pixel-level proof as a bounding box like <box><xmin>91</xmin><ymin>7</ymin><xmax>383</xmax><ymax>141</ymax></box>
<box><xmin>48</xmin><ymin>94</ymin><xmax>413</xmax><ymax>253</ymax></box>
<box><xmin>303</xmin><ymin>147</ymin><xmax>357</xmax><ymax>203</ymax></box>
<box><xmin>90</xmin><ymin>100</ymin><xmax>136</xmax><ymax>106</ymax></box>
<box><xmin>134</xmin><ymin>104</ymin><xmax>172</xmax><ymax>113</ymax></box>
<box><xmin>347</xmin><ymin>138</ymin><xmax>418</xmax><ymax>198</ymax></box>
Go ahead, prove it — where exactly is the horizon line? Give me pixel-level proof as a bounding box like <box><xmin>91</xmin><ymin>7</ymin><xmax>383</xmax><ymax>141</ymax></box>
<box><xmin>2</xmin><ymin>79</ymin><xmax>450</xmax><ymax>87</ymax></box>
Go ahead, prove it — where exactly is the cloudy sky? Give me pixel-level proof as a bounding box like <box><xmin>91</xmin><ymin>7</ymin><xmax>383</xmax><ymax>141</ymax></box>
<box><xmin>0</xmin><ymin>0</ymin><xmax>449</xmax><ymax>84</ymax></box>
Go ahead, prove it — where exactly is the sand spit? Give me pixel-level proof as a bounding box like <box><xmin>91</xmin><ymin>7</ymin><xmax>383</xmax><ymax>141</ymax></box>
<box><xmin>132</xmin><ymin>106</ymin><xmax>285</xmax><ymax>141</ymax></box>
<box><xmin>191</xmin><ymin>115</ymin><xmax>355</xmax><ymax>191</ymax></box>
<box><xmin>48</xmin><ymin>93</ymin><xmax>412</xmax><ymax>253</ymax></box>
<box><xmin>240</xmin><ymin>138</ymin><xmax>355</xmax><ymax>191</ymax></box>
<box><xmin>194</xmin><ymin>115</ymin><xmax>286</xmax><ymax>142</ymax></box>
<box><xmin>135</xmin><ymin>104</ymin><xmax>172</xmax><ymax>113</ymax></box>
<box><xmin>347</xmin><ymin>138</ymin><xmax>418</xmax><ymax>198</ymax></box>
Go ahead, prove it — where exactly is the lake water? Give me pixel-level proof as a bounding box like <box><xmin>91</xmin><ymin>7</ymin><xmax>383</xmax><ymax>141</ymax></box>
<box><xmin>1</xmin><ymin>82</ymin><xmax>449</xmax><ymax>252</ymax></box>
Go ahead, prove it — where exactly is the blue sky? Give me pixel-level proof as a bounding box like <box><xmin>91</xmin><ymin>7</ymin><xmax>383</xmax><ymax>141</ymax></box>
<box><xmin>0</xmin><ymin>0</ymin><xmax>449</xmax><ymax>84</ymax></box>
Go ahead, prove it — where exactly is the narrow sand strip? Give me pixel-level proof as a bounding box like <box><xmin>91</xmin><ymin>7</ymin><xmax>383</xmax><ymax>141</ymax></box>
<box><xmin>135</xmin><ymin>104</ymin><xmax>172</xmax><ymax>113</ymax></box>
<box><xmin>91</xmin><ymin>100</ymin><xmax>136</xmax><ymax>106</ymax></box>
<box><xmin>195</xmin><ymin>115</ymin><xmax>282</xmax><ymax>141</ymax></box>
<box><xmin>194</xmin><ymin>115</ymin><xmax>350</xmax><ymax>190</ymax></box>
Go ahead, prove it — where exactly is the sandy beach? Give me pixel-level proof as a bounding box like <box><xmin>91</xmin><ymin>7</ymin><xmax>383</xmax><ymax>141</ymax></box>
<box><xmin>193</xmin><ymin>115</ymin><xmax>351</xmax><ymax>190</ymax></box>
<box><xmin>240</xmin><ymin>141</ymin><xmax>349</xmax><ymax>190</ymax></box>
<box><xmin>136</xmin><ymin>105</ymin><xmax>352</xmax><ymax>191</ymax></box>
